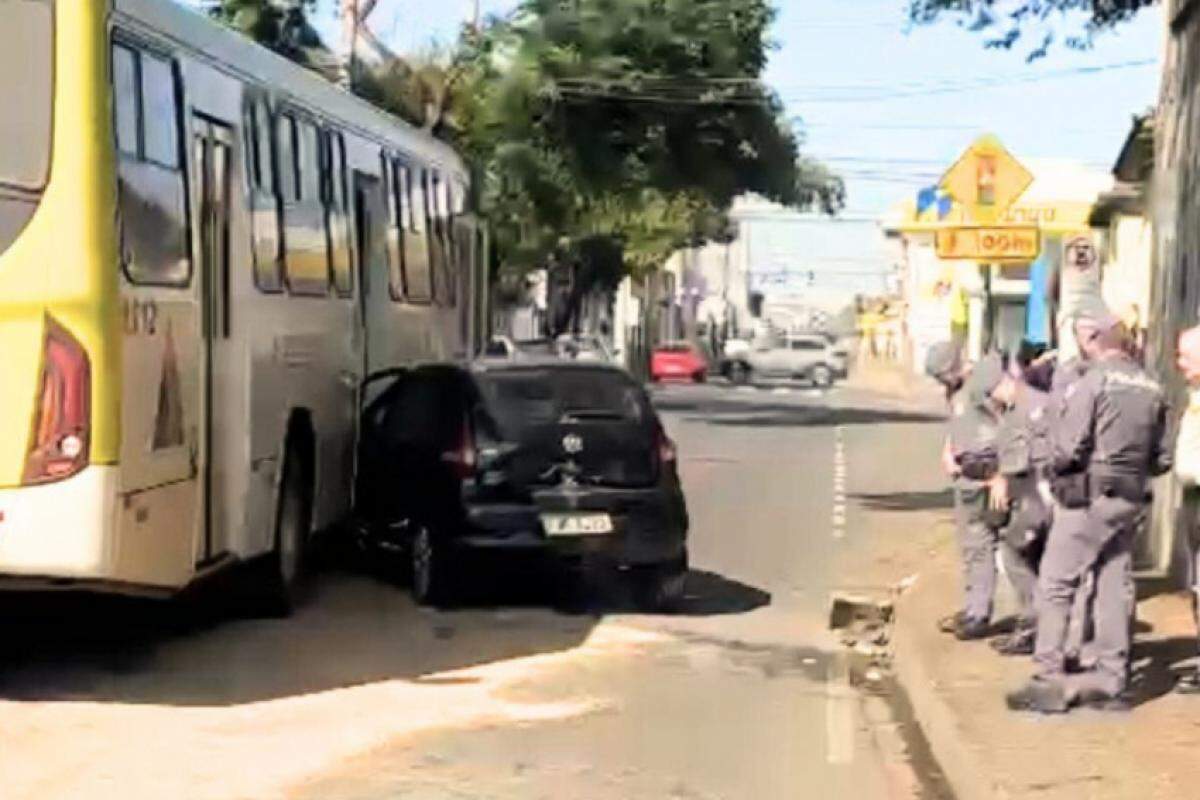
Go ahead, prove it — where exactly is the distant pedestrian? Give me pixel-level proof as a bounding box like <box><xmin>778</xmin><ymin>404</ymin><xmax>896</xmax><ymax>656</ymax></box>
<box><xmin>1007</xmin><ymin>310</ymin><xmax>1171</xmax><ymax>713</ymax></box>
<box><xmin>1173</xmin><ymin>325</ymin><xmax>1200</xmax><ymax>693</ymax></box>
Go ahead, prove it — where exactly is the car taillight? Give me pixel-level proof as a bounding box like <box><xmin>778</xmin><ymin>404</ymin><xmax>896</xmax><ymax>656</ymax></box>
<box><xmin>441</xmin><ymin>422</ymin><xmax>478</xmax><ymax>480</ymax></box>
<box><xmin>22</xmin><ymin>317</ymin><xmax>91</xmax><ymax>485</ymax></box>
<box><xmin>656</xmin><ymin>426</ymin><xmax>677</xmax><ymax>465</ymax></box>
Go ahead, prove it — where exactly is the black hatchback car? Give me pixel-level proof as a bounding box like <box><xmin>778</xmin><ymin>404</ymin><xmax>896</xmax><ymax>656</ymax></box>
<box><xmin>355</xmin><ymin>361</ymin><xmax>689</xmax><ymax>608</ymax></box>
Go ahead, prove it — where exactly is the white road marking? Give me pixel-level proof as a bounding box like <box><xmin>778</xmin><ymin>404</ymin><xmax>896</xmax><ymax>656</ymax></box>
<box><xmin>825</xmin><ymin>654</ymin><xmax>855</xmax><ymax>765</ymax></box>
<box><xmin>832</xmin><ymin>425</ymin><xmax>848</xmax><ymax>542</ymax></box>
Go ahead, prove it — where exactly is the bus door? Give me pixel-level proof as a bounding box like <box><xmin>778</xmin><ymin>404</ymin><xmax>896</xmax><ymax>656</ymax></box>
<box><xmin>193</xmin><ymin>116</ymin><xmax>234</xmax><ymax>565</ymax></box>
<box><xmin>354</xmin><ymin>172</ymin><xmax>390</xmax><ymax>377</ymax></box>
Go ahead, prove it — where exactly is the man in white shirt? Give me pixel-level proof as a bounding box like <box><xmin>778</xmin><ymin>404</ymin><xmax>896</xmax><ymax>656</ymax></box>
<box><xmin>1174</xmin><ymin>326</ymin><xmax>1200</xmax><ymax>693</ymax></box>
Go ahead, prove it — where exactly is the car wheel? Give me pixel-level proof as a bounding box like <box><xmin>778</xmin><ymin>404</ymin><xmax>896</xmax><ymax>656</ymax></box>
<box><xmin>261</xmin><ymin>443</ymin><xmax>312</xmax><ymax>617</ymax></box>
<box><xmin>812</xmin><ymin>364</ymin><xmax>833</xmax><ymax>388</ymax></box>
<box><xmin>693</xmin><ymin>370</ymin><xmax>707</xmax><ymax>384</ymax></box>
<box><xmin>410</xmin><ymin>523</ymin><xmax>454</xmax><ymax>607</ymax></box>
<box><xmin>729</xmin><ymin>361</ymin><xmax>750</xmax><ymax>385</ymax></box>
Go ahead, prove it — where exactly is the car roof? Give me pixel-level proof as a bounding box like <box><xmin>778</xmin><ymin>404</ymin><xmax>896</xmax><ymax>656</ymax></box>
<box><xmin>469</xmin><ymin>358</ymin><xmax>629</xmax><ymax>375</ymax></box>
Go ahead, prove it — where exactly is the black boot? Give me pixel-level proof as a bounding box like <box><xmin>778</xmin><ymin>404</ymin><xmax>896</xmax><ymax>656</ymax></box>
<box><xmin>954</xmin><ymin>617</ymin><xmax>991</xmax><ymax>641</ymax></box>
<box><xmin>1005</xmin><ymin>679</ymin><xmax>1068</xmax><ymax>714</ymax></box>
<box><xmin>1175</xmin><ymin>669</ymin><xmax>1200</xmax><ymax>695</ymax></box>
<box><xmin>990</xmin><ymin>631</ymin><xmax>1035</xmax><ymax>656</ymax></box>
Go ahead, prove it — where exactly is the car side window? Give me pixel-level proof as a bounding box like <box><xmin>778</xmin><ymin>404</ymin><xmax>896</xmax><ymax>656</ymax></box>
<box><xmin>385</xmin><ymin>371</ymin><xmax>462</xmax><ymax>449</ymax></box>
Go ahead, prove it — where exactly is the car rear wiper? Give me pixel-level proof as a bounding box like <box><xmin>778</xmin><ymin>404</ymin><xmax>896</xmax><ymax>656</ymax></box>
<box><xmin>559</xmin><ymin>409</ymin><xmax>624</xmax><ymax>422</ymax></box>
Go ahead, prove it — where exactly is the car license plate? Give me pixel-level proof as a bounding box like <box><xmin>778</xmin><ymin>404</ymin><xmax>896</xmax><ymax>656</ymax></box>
<box><xmin>541</xmin><ymin>513</ymin><xmax>614</xmax><ymax>536</ymax></box>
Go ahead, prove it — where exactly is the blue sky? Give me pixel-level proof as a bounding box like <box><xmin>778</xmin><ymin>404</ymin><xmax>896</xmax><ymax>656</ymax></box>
<box><xmin>292</xmin><ymin>0</ymin><xmax>1161</xmax><ymax>217</ymax></box>
<box><xmin>260</xmin><ymin>0</ymin><xmax>1160</xmax><ymax>293</ymax></box>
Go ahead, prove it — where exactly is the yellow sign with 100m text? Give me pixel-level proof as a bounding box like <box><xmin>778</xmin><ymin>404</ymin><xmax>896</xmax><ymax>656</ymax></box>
<box><xmin>935</xmin><ymin>226</ymin><xmax>1040</xmax><ymax>262</ymax></box>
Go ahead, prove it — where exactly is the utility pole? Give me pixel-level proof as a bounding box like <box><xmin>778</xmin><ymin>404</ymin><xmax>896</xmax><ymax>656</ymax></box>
<box><xmin>339</xmin><ymin>0</ymin><xmax>382</xmax><ymax>89</ymax></box>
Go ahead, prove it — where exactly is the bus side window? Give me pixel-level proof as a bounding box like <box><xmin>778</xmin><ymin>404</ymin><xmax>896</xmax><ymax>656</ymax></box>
<box><xmin>324</xmin><ymin>130</ymin><xmax>353</xmax><ymax>297</ymax></box>
<box><xmin>277</xmin><ymin>113</ymin><xmax>299</xmax><ymax>204</ymax></box>
<box><xmin>441</xmin><ymin>175</ymin><xmax>457</xmax><ymax>308</ymax></box>
<box><xmin>245</xmin><ymin>98</ymin><xmax>282</xmax><ymax>292</ymax></box>
<box><xmin>280</xmin><ymin>113</ymin><xmax>328</xmax><ymax>296</ymax></box>
<box><xmin>111</xmin><ymin>41</ymin><xmax>189</xmax><ymax>287</ymax></box>
<box><xmin>402</xmin><ymin>162</ymin><xmax>432</xmax><ymax>303</ymax></box>
<box><xmin>382</xmin><ymin>153</ymin><xmax>405</xmax><ymax>302</ymax></box>
<box><xmin>426</xmin><ymin>169</ymin><xmax>445</xmax><ymax>304</ymax></box>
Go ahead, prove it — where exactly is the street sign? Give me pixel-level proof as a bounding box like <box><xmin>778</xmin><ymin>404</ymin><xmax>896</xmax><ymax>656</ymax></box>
<box><xmin>939</xmin><ymin>135</ymin><xmax>1034</xmax><ymax>225</ymax></box>
<box><xmin>935</xmin><ymin>226</ymin><xmax>1040</xmax><ymax>261</ymax></box>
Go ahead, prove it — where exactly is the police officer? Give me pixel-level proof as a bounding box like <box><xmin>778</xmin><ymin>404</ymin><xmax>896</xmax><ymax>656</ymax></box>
<box><xmin>926</xmin><ymin>342</ymin><xmax>973</xmax><ymax>635</ymax></box>
<box><xmin>1007</xmin><ymin>311</ymin><xmax>1171</xmax><ymax>712</ymax></box>
<box><xmin>988</xmin><ymin>346</ymin><xmax>1053</xmax><ymax>656</ymax></box>
<box><xmin>1171</xmin><ymin>325</ymin><xmax>1200</xmax><ymax>692</ymax></box>
<box><xmin>946</xmin><ymin>351</ymin><xmax>1008</xmax><ymax>640</ymax></box>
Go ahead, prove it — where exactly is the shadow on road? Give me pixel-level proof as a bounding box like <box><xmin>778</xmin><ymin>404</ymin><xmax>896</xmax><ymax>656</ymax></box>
<box><xmin>1129</xmin><ymin>635</ymin><xmax>1198</xmax><ymax>708</ymax></box>
<box><xmin>850</xmin><ymin>489</ymin><xmax>955</xmax><ymax>512</ymax></box>
<box><xmin>0</xmin><ymin>557</ymin><xmax>769</xmax><ymax>707</ymax></box>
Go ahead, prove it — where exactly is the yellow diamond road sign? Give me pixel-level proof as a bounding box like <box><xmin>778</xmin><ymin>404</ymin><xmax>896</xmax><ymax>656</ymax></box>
<box><xmin>939</xmin><ymin>135</ymin><xmax>1033</xmax><ymax>225</ymax></box>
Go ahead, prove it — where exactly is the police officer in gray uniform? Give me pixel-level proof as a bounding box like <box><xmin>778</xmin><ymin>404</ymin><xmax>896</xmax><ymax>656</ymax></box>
<box><xmin>946</xmin><ymin>352</ymin><xmax>1009</xmax><ymax>639</ymax></box>
<box><xmin>989</xmin><ymin>348</ymin><xmax>1054</xmax><ymax>655</ymax></box>
<box><xmin>1007</xmin><ymin>312</ymin><xmax>1171</xmax><ymax>712</ymax></box>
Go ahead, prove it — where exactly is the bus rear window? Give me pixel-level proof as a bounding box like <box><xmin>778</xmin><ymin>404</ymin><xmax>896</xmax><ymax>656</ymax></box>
<box><xmin>0</xmin><ymin>0</ymin><xmax>53</xmax><ymax>191</ymax></box>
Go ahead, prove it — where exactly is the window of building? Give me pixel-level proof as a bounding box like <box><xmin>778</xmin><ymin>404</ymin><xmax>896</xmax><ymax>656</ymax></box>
<box><xmin>111</xmin><ymin>39</ymin><xmax>189</xmax><ymax>287</ymax></box>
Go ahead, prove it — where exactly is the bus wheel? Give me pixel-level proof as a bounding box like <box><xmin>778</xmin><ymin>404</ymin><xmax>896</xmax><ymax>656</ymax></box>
<box><xmin>264</xmin><ymin>444</ymin><xmax>312</xmax><ymax>616</ymax></box>
<box><xmin>410</xmin><ymin>524</ymin><xmax>454</xmax><ymax>607</ymax></box>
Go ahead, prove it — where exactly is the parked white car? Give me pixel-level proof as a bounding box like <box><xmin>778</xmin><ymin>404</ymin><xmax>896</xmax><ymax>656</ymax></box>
<box><xmin>723</xmin><ymin>334</ymin><xmax>843</xmax><ymax>387</ymax></box>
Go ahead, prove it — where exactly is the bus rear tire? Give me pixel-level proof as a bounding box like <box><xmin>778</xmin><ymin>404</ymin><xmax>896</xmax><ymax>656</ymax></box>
<box><xmin>262</xmin><ymin>443</ymin><xmax>312</xmax><ymax>617</ymax></box>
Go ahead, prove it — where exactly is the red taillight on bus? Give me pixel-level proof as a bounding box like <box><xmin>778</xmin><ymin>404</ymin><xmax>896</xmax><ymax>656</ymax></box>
<box><xmin>22</xmin><ymin>317</ymin><xmax>91</xmax><ymax>486</ymax></box>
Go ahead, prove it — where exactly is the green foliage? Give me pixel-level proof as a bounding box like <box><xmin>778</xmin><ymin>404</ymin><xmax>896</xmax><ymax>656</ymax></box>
<box><xmin>205</xmin><ymin>0</ymin><xmax>845</xmax><ymax>316</ymax></box>
<box><xmin>906</xmin><ymin>0</ymin><xmax>1156</xmax><ymax>57</ymax></box>
<box><xmin>205</xmin><ymin>0</ymin><xmax>324</xmax><ymax>63</ymax></box>
<box><xmin>456</xmin><ymin>0</ymin><xmax>844</xmax><ymax>293</ymax></box>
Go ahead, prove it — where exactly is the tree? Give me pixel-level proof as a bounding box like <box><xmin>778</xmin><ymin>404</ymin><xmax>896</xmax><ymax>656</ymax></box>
<box><xmin>906</xmin><ymin>0</ymin><xmax>1156</xmax><ymax>57</ymax></box>
<box><xmin>454</xmin><ymin>0</ymin><xmax>844</xmax><ymax>331</ymax></box>
<box><xmin>205</xmin><ymin>0</ymin><xmax>324</xmax><ymax>65</ymax></box>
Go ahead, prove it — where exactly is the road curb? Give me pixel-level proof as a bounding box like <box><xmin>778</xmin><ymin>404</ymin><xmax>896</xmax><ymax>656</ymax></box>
<box><xmin>891</xmin><ymin>592</ymin><xmax>996</xmax><ymax>800</ymax></box>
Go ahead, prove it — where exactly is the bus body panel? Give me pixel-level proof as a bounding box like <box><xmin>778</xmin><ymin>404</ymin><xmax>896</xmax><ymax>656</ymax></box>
<box><xmin>0</xmin><ymin>2</ymin><xmax>120</xmax><ymax>487</ymax></box>
<box><xmin>0</xmin><ymin>467</ymin><xmax>117</xmax><ymax>579</ymax></box>
<box><xmin>0</xmin><ymin>0</ymin><xmax>478</xmax><ymax>593</ymax></box>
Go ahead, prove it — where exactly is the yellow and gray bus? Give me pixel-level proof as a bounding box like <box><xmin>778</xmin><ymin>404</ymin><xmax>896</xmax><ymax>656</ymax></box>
<box><xmin>0</xmin><ymin>0</ymin><xmax>486</xmax><ymax>609</ymax></box>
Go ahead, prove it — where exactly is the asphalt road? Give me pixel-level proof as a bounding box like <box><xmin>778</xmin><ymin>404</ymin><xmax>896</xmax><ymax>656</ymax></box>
<box><xmin>0</xmin><ymin>378</ymin><xmax>948</xmax><ymax>800</ymax></box>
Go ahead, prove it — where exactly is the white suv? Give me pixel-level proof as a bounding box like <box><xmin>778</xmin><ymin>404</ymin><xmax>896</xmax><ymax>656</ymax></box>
<box><xmin>725</xmin><ymin>334</ymin><xmax>841</xmax><ymax>387</ymax></box>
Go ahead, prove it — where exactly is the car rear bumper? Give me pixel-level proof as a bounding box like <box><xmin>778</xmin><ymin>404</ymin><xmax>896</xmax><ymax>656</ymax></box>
<box><xmin>460</xmin><ymin>484</ymin><xmax>688</xmax><ymax>566</ymax></box>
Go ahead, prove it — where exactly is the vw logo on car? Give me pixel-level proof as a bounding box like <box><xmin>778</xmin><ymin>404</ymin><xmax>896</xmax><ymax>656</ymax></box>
<box><xmin>562</xmin><ymin>433</ymin><xmax>584</xmax><ymax>454</ymax></box>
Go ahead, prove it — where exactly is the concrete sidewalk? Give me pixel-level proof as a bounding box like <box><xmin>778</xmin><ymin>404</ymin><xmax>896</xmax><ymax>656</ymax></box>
<box><xmin>843</xmin><ymin>364</ymin><xmax>1200</xmax><ymax>800</ymax></box>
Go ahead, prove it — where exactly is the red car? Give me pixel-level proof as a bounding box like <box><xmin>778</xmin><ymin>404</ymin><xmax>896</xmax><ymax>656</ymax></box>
<box><xmin>651</xmin><ymin>342</ymin><xmax>708</xmax><ymax>383</ymax></box>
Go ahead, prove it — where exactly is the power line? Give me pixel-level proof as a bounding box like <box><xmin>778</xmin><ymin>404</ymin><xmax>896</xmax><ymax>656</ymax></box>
<box><xmin>552</xmin><ymin>58</ymin><xmax>1156</xmax><ymax>108</ymax></box>
<box><xmin>779</xmin><ymin>58</ymin><xmax>1157</xmax><ymax>104</ymax></box>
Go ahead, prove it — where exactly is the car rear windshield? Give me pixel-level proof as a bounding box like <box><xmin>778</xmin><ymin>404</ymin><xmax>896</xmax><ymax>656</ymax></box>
<box><xmin>477</xmin><ymin>369</ymin><xmax>649</xmax><ymax>434</ymax></box>
<box><xmin>0</xmin><ymin>0</ymin><xmax>53</xmax><ymax>191</ymax></box>
<box><xmin>658</xmin><ymin>344</ymin><xmax>692</xmax><ymax>353</ymax></box>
